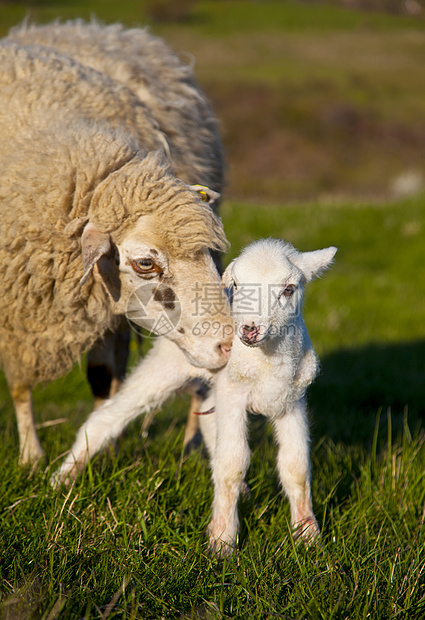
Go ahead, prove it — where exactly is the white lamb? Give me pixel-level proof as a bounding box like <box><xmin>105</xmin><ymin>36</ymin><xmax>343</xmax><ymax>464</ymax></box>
<box><xmin>196</xmin><ymin>239</ymin><xmax>337</xmax><ymax>556</ymax></box>
<box><xmin>52</xmin><ymin>237</ymin><xmax>336</xmax><ymax>554</ymax></box>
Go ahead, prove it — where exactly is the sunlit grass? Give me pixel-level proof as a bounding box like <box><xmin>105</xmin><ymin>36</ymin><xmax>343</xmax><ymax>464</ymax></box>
<box><xmin>222</xmin><ymin>194</ymin><xmax>425</xmax><ymax>351</ymax></box>
<box><xmin>1</xmin><ymin>196</ymin><xmax>424</xmax><ymax>618</ymax></box>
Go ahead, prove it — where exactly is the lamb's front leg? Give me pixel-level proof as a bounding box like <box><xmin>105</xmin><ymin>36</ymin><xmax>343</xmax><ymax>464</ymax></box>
<box><xmin>52</xmin><ymin>338</ymin><xmax>205</xmax><ymax>487</ymax></box>
<box><xmin>208</xmin><ymin>381</ymin><xmax>250</xmax><ymax>557</ymax></box>
<box><xmin>273</xmin><ymin>398</ymin><xmax>320</xmax><ymax>544</ymax></box>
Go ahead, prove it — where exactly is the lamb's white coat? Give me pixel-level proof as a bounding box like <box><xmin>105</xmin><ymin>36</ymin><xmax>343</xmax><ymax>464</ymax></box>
<box><xmin>197</xmin><ymin>239</ymin><xmax>337</xmax><ymax>556</ymax></box>
<box><xmin>54</xmin><ymin>238</ymin><xmax>336</xmax><ymax>557</ymax></box>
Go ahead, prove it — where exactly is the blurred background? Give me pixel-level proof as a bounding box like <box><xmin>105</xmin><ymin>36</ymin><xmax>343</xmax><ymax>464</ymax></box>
<box><xmin>1</xmin><ymin>0</ymin><xmax>424</xmax><ymax>205</ymax></box>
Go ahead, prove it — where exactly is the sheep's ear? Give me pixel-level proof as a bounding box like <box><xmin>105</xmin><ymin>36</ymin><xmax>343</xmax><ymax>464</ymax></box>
<box><xmin>80</xmin><ymin>222</ymin><xmax>111</xmax><ymax>285</ymax></box>
<box><xmin>190</xmin><ymin>184</ymin><xmax>221</xmax><ymax>206</ymax></box>
<box><xmin>293</xmin><ymin>246</ymin><xmax>337</xmax><ymax>282</ymax></box>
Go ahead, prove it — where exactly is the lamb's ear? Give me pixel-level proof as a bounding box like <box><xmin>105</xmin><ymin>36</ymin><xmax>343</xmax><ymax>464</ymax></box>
<box><xmin>80</xmin><ymin>222</ymin><xmax>112</xmax><ymax>285</ymax></box>
<box><xmin>222</xmin><ymin>260</ymin><xmax>237</xmax><ymax>304</ymax></box>
<box><xmin>190</xmin><ymin>184</ymin><xmax>221</xmax><ymax>206</ymax></box>
<box><xmin>293</xmin><ymin>246</ymin><xmax>337</xmax><ymax>282</ymax></box>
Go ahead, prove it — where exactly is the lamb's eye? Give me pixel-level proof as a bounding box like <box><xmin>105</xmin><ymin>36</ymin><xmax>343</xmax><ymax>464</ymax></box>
<box><xmin>224</xmin><ymin>280</ymin><xmax>237</xmax><ymax>304</ymax></box>
<box><xmin>131</xmin><ymin>258</ymin><xmax>158</xmax><ymax>275</ymax></box>
<box><xmin>282</xmin><ymin>284</ymin><xmax>295</xmax><ymax>297</ymax></box>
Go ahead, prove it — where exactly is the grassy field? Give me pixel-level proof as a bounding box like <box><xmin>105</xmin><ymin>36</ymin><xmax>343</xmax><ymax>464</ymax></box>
<box><xmin>0</xmin><ymin>1</ymin><xmax>425</xmax><ymax>618</ymax></box>
<box><xmin>1</xmin><ymin>196</ymin><xmax>424</xmax><ymax>619</ymax></box>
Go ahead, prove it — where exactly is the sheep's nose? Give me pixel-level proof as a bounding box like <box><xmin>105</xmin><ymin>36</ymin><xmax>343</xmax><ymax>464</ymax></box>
<box><xmin>219</xmin><ymin>341</ymin><xmax>232</xmax><ymax>358</ymax></box>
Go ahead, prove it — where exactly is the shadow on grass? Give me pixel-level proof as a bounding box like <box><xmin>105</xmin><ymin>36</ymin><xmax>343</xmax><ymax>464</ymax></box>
<box><xmin>309</xmin><ymin>339</ymin><xmax>425</xmax><ymax>447</ymax></box>
<box><xmin>236</xmin><ymin>340</ymin><xmax>425</xmax><ymax>549</ymax></box>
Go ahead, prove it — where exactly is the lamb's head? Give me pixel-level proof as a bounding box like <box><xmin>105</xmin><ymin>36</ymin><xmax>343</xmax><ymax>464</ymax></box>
<box><xmin>223</xmin><ymin>239</ymin><xmax>337</xmax><ymax>347</ymax></box>
<box><xmin>78</xmin><ymin>152</ymin><xmax>233</xmax><ymax>370</ymax></box>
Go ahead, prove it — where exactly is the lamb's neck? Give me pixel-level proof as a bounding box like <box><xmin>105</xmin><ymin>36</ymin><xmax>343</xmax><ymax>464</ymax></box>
<box><xmin>263</xmin><ymin>318</ymin><xmax>304</xmax><ymax>357</ymax></box>
<box><xmin>228</xmin><ymin>324</ymin><xmax>305</xmax><ymax>385</ymax></box>
<box><xmin>228</xmin><ymin>334</ymin><xmax>289</xmax><ymax>379</ymax></box>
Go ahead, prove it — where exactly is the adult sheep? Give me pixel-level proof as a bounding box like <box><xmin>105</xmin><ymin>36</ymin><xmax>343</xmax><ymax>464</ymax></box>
<box><xmin>0</xmin><ymin>27</ymin><xmax>233</xmax><ymax>465</ymax></box>
<box><xmin>6</xmin><ymin>19</ymin><xmax>227</xmax><ymax>414</ymax></box>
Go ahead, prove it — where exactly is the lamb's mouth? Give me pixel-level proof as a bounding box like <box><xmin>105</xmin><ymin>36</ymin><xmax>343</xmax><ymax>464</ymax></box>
<box><xmin>239</xmin><ymin>333</ymin><xmax>269</xmax><ymax>347</ymax></box>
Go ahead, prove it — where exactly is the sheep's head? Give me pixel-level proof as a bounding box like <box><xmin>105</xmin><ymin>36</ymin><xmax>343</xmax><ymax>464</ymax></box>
<box><xmin>79</xmin><ymin>154</ymin><xmax>233</xmax><ymax>370</ymax></box>
<box><xmin>223</xmin><ymin>239</ymin><xmax>337</xmax><ymax>347</ymax></box>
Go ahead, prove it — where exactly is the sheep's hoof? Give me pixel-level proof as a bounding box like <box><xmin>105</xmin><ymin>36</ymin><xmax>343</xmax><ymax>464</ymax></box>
<box><xmin>183</xmin><ymin>429</ymin><xmax>204</xmax><ymax>453</ymax></box>
<box><xmin>50</xmin><ymin>469</ymin><xmax>72</xmax><ymax>490</ymax></box>
<box><xmin>19</xmin><ymin>444</ymin><xmax>45</xmax><ymax>471</ymax></box>
<box><xmin>240</xmin><ymin>481</ymin><xmax>251</xmax><ymax>500</ymax></box>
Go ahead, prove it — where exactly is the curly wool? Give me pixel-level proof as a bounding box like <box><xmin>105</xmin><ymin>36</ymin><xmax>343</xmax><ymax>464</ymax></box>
<box><xmin>7</xmin><ymin>19</ymin><xmax>224</xmax><ymax>192</ymax></box>
<box><xmin>87</xmin><ymin>152</ymin><xmax>228</xmax><ymax>256</ymax></box>
<box><xmin>0</xmin><ymin>28</ymin><xmax>227</xmax><ymax>389</ymax></box>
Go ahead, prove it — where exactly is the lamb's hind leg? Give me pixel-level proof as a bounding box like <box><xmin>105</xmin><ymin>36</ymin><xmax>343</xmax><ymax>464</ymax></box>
<box><xmin>273</xmin><ymin>398</ymin><xmax>319</xmax><ymax>544</ymax></box>
<box><xmin>11</xmin><ymin>385</ymin><xmax>44</xmax><ymax>466</ymax></box>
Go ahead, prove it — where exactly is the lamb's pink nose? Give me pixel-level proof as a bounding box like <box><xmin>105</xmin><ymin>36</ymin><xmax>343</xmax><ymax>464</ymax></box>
<box><xmin>241</xmin><ymin>324</ymin><xmax>261</xmax><ymax>343</ymax></box>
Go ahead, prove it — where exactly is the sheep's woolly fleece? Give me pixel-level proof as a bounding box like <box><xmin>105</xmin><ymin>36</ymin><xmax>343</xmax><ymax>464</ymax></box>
<box><xmin>7</xmin><ymin>19</ymin><xmax>224</xmax><ymax>192</ymax></box>
<box><xmin>0</xmin><ymin>25</ymin><xmax>227</xmax><ymax>388</ymax></box>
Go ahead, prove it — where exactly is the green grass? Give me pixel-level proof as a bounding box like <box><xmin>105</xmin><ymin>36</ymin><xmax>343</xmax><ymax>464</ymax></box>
<box><xmin>1</xmin><ymin>196</ymin><xmax>425</xmax><ymax>619</ymax></box>
<box><xmin>1</xmin><ymin>0</ymin><xmax>423</xmax><ymax>36</ymax></box>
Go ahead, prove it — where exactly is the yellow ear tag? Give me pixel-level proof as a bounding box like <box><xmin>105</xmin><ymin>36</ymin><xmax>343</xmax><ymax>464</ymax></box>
<box><xmin>191</xmin><ymin>184</ymin><xmax>211</xmax><ymax>202</ymax></box>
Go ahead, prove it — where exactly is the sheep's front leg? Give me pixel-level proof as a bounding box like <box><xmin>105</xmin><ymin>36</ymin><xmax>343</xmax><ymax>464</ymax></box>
<box><xmin>11</xmin><ymin>385</ymin><xmax>44</xmax><ymax>466</ymax></box>
<box><xmin>273</xmin><ymin>398</ymin><xmax>319</xmax><ymax>544</ymax></box>
<box><xmin>208</xmin><ymin>383</ymin><xmax>249</xmax><ymax>557</ymax></box>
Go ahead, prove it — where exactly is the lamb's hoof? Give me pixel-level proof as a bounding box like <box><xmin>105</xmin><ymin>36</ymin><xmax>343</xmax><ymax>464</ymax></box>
<box><xmin>207</xmin><ymin>520</ymin><xmax>237</xmax><ymax>558</ymax></box>
<box><xmin>208</xmin><ymin>536</ymin><xmax>235</xmax><ymax>559</ymax></box>
<box><xmin>293</xmin><ymin>516</ymin><xmax>320</xmax><ymax>546</ymax></box>
<box><xmin>50</xmin><ymin>460</ymin><xmax>82</xmax><ymax>489</ymax></box>
<box><xmin>183</xmin><ymin>429</ymin><xmax>204</xmax><ymax>453</ymax></box>
<box><xmin>50</xmin><ymin>469</ymin><xmax>71</xmax><ymax>490</ymax></box>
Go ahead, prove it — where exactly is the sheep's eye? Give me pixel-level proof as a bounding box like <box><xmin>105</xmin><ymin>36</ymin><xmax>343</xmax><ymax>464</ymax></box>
<box><xmin>131</xmin><ymin>258</ymin><xmax>158</xmax><ymax>275</ymax></box>
<box><xmin>233</xmin><ymin>281</ymin><xmax>238</xmax><ymax>290</ymax></box>
<box><xmin>282</xmin><ymin>284</ymin><xmax>295</xmax><ymax>297</ymax></box>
